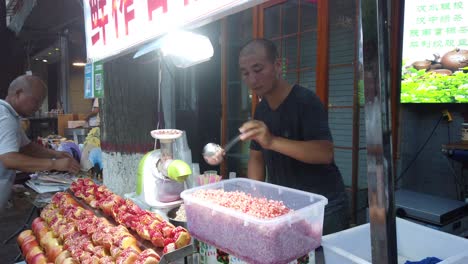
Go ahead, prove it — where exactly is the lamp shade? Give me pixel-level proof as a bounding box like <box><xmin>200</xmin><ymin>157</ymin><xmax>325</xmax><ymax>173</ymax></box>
<box><xmin>134</xmin><ymin>31</ymin><xmax>214</xmax><ymax>68</ymax></box>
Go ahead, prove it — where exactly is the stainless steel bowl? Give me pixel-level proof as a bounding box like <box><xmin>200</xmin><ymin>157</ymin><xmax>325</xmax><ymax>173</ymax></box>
<box><xmin>167</xmin><ymin>205</ymin><xmax>187</xmax><ymax>228</ymax></box>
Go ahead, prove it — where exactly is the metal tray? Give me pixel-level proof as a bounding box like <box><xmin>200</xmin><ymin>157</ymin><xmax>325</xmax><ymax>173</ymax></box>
<box><xmin>65</xmin><ymin>189</ymin><xmax>196</xmax><ymax>263</ymax></box>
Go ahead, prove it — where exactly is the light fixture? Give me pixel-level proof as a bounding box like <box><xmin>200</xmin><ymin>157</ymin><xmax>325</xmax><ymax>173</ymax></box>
<box><xmin>42</xmin><ymin>59</ymin><xmax>48</xmax><ymax>63</ymax></box>
<box><xmin>134</xmin><ymin>31</ymin><xmax>214</xmax><ymax>68</ymax></box>
<box><xmin>72</xmin><ymin>62</ymin><xmax>86</xmax><ymax>67</ymax></box>
<box><xmin>55</xmin><ymin>48</ymin><xmax>60</xmax><ymax>51</ymax></box>
<box><xmin>48</xmin><ymin>52</ymin><xmax>52</xmax><ymax>55</ymax></box>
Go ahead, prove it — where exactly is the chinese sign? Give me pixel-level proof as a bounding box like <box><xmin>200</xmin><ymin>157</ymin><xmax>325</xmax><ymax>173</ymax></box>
<box><xmin>84</xmin><ymin>62</ymin><xmax>105</xmax><ymax>98</ymax></box>
<box><xmin>403</xmin><ymin>0</ymin><xmax>468</xmax><ymax>64</ymax></box>
<box><xmin>93</xmin><ymin>62</ymin><xmax>104</xmax><ymax>98</ymax></box>
<box><xmin>83</xmin><ymin>0</ymin><xmax>267</xmax><ymax>62</ymax></box>
<box><xmin>84</xmin><ymin>63</ymin><xmax>94</xmax><ymax>98</ymax></box>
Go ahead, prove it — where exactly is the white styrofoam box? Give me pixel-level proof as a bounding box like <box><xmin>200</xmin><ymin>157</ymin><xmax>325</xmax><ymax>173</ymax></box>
<box><xmin>68</xmin><ymin>120</ymin><xmax>88</xmax><ymax>128</ymax></box>
<box><xmin>318</xmin><ymin>246</ymin><xmax>371</xmax><ymax>264</ymax></box>
<box><xmin>322</xmin><ymin>217</ymin><xmax>468</xmax><ymax>264</ymax></box>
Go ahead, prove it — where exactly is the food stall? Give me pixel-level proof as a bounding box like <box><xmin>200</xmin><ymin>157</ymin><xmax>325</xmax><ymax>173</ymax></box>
<box><xmin>14</xmin><ymin>0</ymin><xmax>468</xmax><ymax>264</ymax></box>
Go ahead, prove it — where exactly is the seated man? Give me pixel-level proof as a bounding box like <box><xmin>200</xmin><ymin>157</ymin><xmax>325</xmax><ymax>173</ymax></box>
<box><xmin>0</xmin><ymin>75</ymin><xmax>80</xmax><ymax>209</ymax></box>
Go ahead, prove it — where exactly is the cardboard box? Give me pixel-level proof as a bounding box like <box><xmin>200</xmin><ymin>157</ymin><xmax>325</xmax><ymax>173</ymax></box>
<box><xmin>68</xmin><ymin>120</ymin><xmax>88</xmax><ymax>128</ymax></box>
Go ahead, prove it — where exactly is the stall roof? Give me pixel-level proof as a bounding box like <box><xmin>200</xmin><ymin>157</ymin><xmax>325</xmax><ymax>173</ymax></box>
<box><xmin>7</xmin><ymin>0</ymin><xmax>86</xmax><ymax>63</ymax></box>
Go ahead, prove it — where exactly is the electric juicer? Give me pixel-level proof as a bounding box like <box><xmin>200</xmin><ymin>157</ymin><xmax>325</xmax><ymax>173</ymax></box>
<box><xmin>136</xmin><ymin>129</ymin><xmax>192</xmax><ymax>206</ymax></box>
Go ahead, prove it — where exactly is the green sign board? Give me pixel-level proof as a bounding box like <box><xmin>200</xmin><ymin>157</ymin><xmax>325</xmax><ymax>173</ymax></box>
<box><xmin>93</xmin><ymin>62</ymin><xmax>104</xmax><ymax>98</ymax></box>
<box><xmin>83</xmin><ymin>61</ymin><xmax>104</xmax><ymax>99</ymax></box>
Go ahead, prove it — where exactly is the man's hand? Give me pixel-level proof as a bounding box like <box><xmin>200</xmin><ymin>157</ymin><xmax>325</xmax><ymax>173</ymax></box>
<box><xmin>51</xmin><ymin>158</ymin><xmax>80</xmax><ymax>174</ymax></box>
<box><xmin>54</xmin><ymin>151</ymin><xmax>73</xmax><ymax>160</ymax></box>
<box><xmin>239</xmin><ymin>120</ymin><xmax>275</xmax><ymax>149</ymax></box>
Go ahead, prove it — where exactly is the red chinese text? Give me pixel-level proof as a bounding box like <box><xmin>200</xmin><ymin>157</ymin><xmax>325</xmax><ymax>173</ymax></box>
<box><xmin>112</xmin><ymin>0</ymin><xmax>135</xmax><ymax>38</ymax></box>
<box><xmin>89</xmin><ymin>0</ymin><xmax>109</xmax><ymax>45</ymax></box>
<box><xmin>184</xmin><ymin>0</ymin><xmax>198</xmax><ymax>5</ymax></box>
<box><xmin>147</xmin><ymin>0</ymin><xmax>168</xmax><ymax>21</ymax></box>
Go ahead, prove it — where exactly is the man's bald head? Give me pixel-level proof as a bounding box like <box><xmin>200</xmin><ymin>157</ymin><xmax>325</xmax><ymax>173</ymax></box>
<box><xmin>8</xmin><ymin>75</ymin><xmax>47</xmax><ymax>96</ymax></box>
<box><xmin>239</xmin><ymin>39</ymin><xmax>278</xmax><ymax>64</ymax></box>
<box><xmin>6</xmin><ymin>75</ymin><xmax>47</xmax><ymax>116</ymax></box>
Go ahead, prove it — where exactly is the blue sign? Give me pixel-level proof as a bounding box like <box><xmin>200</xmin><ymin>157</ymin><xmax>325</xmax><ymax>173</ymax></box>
<box><xmin>84</xmin><ymin>63</ymin><xmax>94</xmax><ymax>98</ymax></box>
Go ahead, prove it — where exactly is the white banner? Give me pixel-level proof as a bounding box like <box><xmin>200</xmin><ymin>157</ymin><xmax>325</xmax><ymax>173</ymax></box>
<box><xmin>83</xmin><ymin>0</ymin><xmax>267</xmax><ymax>62</ymax></box>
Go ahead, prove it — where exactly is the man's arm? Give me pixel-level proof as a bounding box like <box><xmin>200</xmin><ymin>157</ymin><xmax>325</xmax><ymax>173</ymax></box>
<box><xmin>240</xmin><ymin>120</ymin><xmax>334</xmax><ymax>165</ymax></box>
<box><xmin>247</xmin><ymin>149</ymin><xmax>265</xmax><ymax>181</ymax></box>
<box><xmin>20</xmin><ymin>142</ymin><xmax>58</xmax><ymax>158</ymax></box>
<box><xmin>86</xmin><ymin>99</ymin><xmax>99</xmax><ymax>121</ymax></box>
<box><xmin>0</xmin><ymin>152</ymin><xmax>54</xmax><ymax>172</ymax></box>
<box><xmin>85</xmin><ymin>109</ymin><xmax>99</xmax><ymax>121</ymax></box>
<box><xmin>269</xmin><ymin>137</ymin><xmax>333</xmax><ymax>164</ymax></box>
<box><xmin>0</xmin><ymin>152</ymin><xmax>80</xmax><ymax>173</ymax></box>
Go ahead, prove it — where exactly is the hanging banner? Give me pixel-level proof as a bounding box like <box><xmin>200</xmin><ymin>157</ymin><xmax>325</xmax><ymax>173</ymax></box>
<box><xmin>83</xmin><ymin>0</ymin><xmax>267</xmax><ymax>62</ymax></box>
<box><xmin>84</xmin><ymin>63</ymin><xmax>94</xmax><ymax>98</ymax></box>
<box><xmin>93</xmin><ymin>62</ymin><xmax>104</xmax><ymax>98</ymax></box>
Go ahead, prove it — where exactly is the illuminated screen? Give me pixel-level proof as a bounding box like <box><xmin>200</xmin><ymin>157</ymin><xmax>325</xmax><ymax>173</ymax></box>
<box><xmin>401</xmin><ymin>0</ymin><xmax>468</xmax><ymax>103</ymax></box>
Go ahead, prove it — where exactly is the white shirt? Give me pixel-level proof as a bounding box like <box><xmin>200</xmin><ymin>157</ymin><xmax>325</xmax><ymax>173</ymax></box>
<box><xmin>0</xmin><ymin>99</ymin><xmax>30</xmax><ymax>208</ymax></box>
<box><xmin>89</xmin><ymin>98</ymin><xmax>100</xmax><ymax>127</ymax></box>
<box><xmin>0</xmin><ymin>99</ymin><xmax>30</xmax><ymax>156</ymax></box>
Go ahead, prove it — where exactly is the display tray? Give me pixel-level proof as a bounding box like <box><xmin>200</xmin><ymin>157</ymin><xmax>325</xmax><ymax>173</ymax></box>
<box><xmin>64</xmin><ymin>189</ymin><xmax>196</xmax><ymax>263</ymax></box>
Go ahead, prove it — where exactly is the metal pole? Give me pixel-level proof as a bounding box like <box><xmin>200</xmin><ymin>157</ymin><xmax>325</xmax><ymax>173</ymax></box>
<box><xmin>59</xmin><ymin>33</ymin><xmax>70</xmax><ymax>113</ymax></box>
<box><xmin>359</xmin><ymin>0</ymin><xmax>398</xmax><ymax>263</ymax></box>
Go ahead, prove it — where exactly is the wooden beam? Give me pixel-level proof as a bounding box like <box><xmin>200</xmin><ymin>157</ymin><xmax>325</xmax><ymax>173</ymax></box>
<box><xmin>260</xmin><ymin>0</ymin><xmax>285</xmax><ymax>9</ymax></box>
<box><xmin>390</xmin><ymin>0</ymin><xmax>404</xmax><ymax>173</ymax></box>
<box><xmin>351</xmin><ymin>0</ymin><xmax>361</xmax><ymax>225</ymax></box>
<box><xmin>296</xmin><ymin>0</ymin><xmax>302</xmax><ymax>83</ymax></box>
<box><xmin>252</xmin><ymin>6</ymin><xmax>261</xmax><ymax>116</ymax></box>
<box><xmin>316</xmin><ymin>0</ymin><xmax>329</xmax><ymax>107</ymax></box>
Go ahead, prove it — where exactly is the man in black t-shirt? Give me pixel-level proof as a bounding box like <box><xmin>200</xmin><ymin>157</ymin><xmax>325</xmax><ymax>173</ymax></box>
<box><xmin>238</xmin><ymin>39</ymin><xmax>348</xmax><ymax>234</ymax></box>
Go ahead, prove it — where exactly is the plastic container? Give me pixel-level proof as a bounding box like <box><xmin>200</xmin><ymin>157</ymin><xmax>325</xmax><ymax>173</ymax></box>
<box><xmin>180</xmin><ymin>178</ymin><xmax>328</xmax><ymax>264</ymax></box>
<box><xmin>155</xmin><ymin>176</ymin><xmax>184</xmax><ymax>202</ymax></box>
<box><xmin>322</xmin><ymin>217</ymin><xmax>468</xmax><ymax>264</ymax></box>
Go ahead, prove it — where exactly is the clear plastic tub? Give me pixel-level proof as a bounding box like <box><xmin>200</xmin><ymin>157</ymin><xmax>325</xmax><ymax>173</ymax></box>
<box><xmin>155</xmin><ymin>176</ymin><xmax>184</xmax><ymax>202</ymax></box>
<box><xmin>180</xmin><ymin>178</ymin><xmax>328</xmax><ymax>264</ymax></box>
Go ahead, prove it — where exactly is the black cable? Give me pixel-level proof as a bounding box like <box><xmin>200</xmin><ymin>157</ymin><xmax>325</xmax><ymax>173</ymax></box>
<box><xmin>462</xmin><ymin>167</ymin><xmax>467</xmax><ymax>199</ymax></box>
<box><xmin>446</xmin><ymin>122</ymin><xmax>461</xmax><ymax>199</ymax></box>
<box><xmin>447</xmin><ymin>122</ymin><xmax>451</xmax><ymax>143</ymax></box>
<box><xmin>161</xmin><ymin>58</ymin><xmax>192</xmax><ymax>110</ymax></box>
<box><xmin>162</xmin><ymin>57</ymin><xmax>176</xmax><ymax>81</ymax></box>
<box><xmin>444</xmin><ymin>155</ymin><xmax>462</xmax><ymax>200</ymax></box>
<box><xmin>396</xmin><ymin>115</ymin><xmax>443</xmax><ymax>185</ymax></box>
<box><xmin>2</xmin><ymin>205</ymin><xmax>37</xmax><ymax>244</ymax></box>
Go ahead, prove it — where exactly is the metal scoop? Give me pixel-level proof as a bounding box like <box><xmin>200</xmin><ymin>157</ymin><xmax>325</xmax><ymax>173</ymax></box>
<box><xmin>202</xmin><ymin>135</ymin><xmax>241</xmax><ymax>166</ymax></box>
